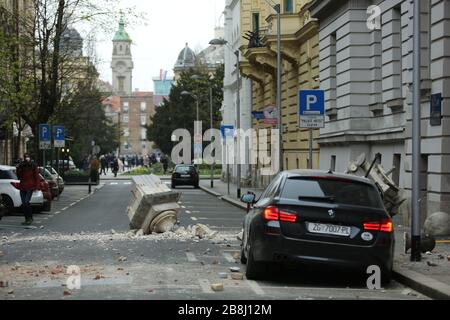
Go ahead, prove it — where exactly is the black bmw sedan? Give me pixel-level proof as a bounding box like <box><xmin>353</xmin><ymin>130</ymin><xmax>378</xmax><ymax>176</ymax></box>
<box><xmin>240</xmin><ymin>170</ymin><xmax>394</xmax><ymax>284</ymax></box>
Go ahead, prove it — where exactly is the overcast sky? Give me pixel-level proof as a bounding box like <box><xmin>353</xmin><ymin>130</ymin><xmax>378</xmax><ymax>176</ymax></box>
<box><xmin>80</xmin><ymin>0</ymin><xmax>225</xmax><ymax>92</ymax></box>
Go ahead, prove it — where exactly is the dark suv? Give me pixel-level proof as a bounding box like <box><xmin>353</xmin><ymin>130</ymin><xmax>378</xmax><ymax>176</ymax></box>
<box><xmin>171</xmin><ymin>165</ymin><xmax>199</xmax><ymax>189</ymax></box>
<box><xmin>240</xmin><ymin>170</ymin><xmax>394</xmax><ymax>284</ymax></box>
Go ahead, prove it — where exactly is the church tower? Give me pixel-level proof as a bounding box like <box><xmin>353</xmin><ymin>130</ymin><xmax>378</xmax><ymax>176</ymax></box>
<box><xmin>111</xmin><ymin>16</ymin><xmax>133</xmax><ymax>95</ymax></box>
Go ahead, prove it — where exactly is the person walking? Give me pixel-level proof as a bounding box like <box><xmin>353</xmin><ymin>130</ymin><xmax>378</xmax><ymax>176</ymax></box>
<box><xmin>112</xmin><ymin>157</ymin><xmax>119</xmax><ymax>177</ymax></box>
<box><xmin>161</xmin><ymin>155</ymin><xmax>169</xmax><ymax>174</ymax></box>
<box><xmin>89</xmin><ymin>156</ymin><xmax>100</xmax><ymax>184</ymax></box>
<box><xmin>100</xmin><ymin>155</ymin><xmax>108</xmax><ymax>176</ymax></box>
<box><xmin>16</xmin><ymin>154</ymin><xmax>40</xmax><ymax>226</ymax></box>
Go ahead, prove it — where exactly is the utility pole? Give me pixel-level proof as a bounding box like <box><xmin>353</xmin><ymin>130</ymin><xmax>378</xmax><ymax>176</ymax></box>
<box><xmin>210</xmin><ymin>86</ymin><xmax>214</xmax><ymax>188</ymax></box>
<box><xmin>275</xmin><ymin>3</ymin><xmax>283</xmax><ymax>172</ymax></box>
<box><xmin>236</xmin><ymin>50</ymin><xmax>241</xmax><ymax>199</ymax></box>
<box><xmin>411</xmin><ymin>0</ymin><xmax>422</xmax><ymax>262</ymax></box>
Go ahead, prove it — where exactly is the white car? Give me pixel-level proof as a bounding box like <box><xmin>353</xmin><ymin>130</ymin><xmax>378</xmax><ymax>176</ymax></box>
<box><xmin>0</xmin><ymin>165</ymin><xmax>45</xmax><ymax>212</ymax></box>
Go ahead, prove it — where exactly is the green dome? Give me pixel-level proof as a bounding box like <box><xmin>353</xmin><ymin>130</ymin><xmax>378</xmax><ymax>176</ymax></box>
<box><xmin>113</xmin><ymin>17</ymin><xmax>132</xmax><ymax>42</ymax></box>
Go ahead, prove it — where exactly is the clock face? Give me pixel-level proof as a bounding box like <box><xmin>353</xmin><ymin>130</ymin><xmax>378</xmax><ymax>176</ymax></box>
<box><xmin>116</xmin><ymin>63</ymin><xmax>126</xmax><ymax>73</ymax></box>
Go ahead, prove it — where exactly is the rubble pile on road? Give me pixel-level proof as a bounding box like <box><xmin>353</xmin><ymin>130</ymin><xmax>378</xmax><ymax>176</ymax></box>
<box><xmin>0</xmin><ymin>225</ymin><xmax>242</xmax><ymax>245</ymax></box>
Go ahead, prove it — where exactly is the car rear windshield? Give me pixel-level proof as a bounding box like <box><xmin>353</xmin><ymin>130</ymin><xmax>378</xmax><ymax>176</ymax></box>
<box><xmin>281</xmin><ymin>177</ymin><xmax>384</xmax><ymax>209</ymax></box>
<box><xmin>0</xmin><ymin>169</ymin><xmax>18</xmax><ymax>180</ymax></box>
<box><xmin>175</xmin><ymin>166</ymin><xmax>195</xmax><ymax>174</ymax></box>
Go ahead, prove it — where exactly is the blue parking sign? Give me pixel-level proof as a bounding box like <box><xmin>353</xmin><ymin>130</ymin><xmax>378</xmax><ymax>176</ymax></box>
<box><xmin>220</xmin><ymin>125</ymin><xmax>235</xmax><ymax>140</ymax></box>
<box><xmin>53</xmin><ymin>125</ymin><xmax>65</xmax><ymax>148</ymax></box>
<box><xmin>299</xmin><ymin>90</ymin><xmax>325</xmax><ymax>128</ymax></box>
<box><xmin>39</xmin><ymin>124</ymin><xmax>51</xmax><ymax>150</ymax></box>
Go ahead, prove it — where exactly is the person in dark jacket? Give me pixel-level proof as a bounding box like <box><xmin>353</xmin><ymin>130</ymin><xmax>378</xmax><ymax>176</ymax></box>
<box><xmin>16</xmin><ymin>154</ymin><xmax>40</xmax><ymax>226</ymax></box>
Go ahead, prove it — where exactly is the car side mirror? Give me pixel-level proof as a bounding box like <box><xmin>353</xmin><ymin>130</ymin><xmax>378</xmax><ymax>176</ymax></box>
<box><xmin>241</xmin><ymin>193</ymin><xmax>256</xmax><ymax>204</ymax></box>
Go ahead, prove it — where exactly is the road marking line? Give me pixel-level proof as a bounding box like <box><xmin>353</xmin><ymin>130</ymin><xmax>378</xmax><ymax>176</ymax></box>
<box><xmin>223</xmin><ymin>253</ymin><xmax>235</xmax><ymax>263</ymax></box>
<box><xmin>186</xmin><ymin>252</ymin><xmax>198</xmax><ymax>262</ymax></box>
<box><xmin>245</xmin><ymin>280</ymin><xmax>265</xmax><ymax>296</ymax></box>
<box><xmin>61</xmin><ymin>207</ymin><xmax>68</xmax><ymax>211</ymax></box>
<box><xmin>110</xmin><ymin>183</ymin><xmax>119</xmax><ymax>185</ymax></box>
<box><xmin>191</xmin><ymin>217</ymin><xmax>198</xmax><ymax>221</ymax></box>
<box><xmin>185</xmin><ymin>210</ymin><xmax>191</xmax><ymax>214</ymax></box>
<box><xmin>55</xmin><ymin>211</ymin><xmax>61</xmax><ymax>215</ymax></box>
<box><xmin>198</xmin><ymin>279</ymin><xmax>214</xmax><ymax>293</ymax></box>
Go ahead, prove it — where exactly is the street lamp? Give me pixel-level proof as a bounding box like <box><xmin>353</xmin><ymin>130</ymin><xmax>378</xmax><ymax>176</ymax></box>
<box><xmin>209</xmin><ymin>38</ymin><xmax>242</xmax><ymax>198</ymax></box>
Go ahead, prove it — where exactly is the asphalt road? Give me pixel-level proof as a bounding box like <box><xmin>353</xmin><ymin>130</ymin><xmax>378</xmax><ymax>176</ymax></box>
<box><xmin>0</xmin><ymin>182</ymin><xmax>429</xmax><ymax>300</ymax></box>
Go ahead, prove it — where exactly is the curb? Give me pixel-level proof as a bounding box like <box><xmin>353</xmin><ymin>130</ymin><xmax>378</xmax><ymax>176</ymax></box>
<box><xmin>392</xmin><ymin>267</ymin><xmax>450</xmax><ymax>300</ymax></box>
<box><xmin>199</xmin><ymin>186</ymin><xmax>247</xmax><ymax>210</ymax></box>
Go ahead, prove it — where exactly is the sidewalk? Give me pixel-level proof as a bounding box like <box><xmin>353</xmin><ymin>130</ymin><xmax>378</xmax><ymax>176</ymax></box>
<box><xmin>200</xmin><ymin>179</ymin><xmax>450</xmax><ymax>299</ymax></box>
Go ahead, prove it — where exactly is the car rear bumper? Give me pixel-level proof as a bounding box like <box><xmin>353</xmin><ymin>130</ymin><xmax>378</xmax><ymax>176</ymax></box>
<box><xmin>252</xmin><ymin>233</ymin><xmax>394</xmax><ymax>271</ymax></box>
<box><xmin>172</xmin><ymin>178</ymin><xmax>198</xmax><ymax>185</ymax></box>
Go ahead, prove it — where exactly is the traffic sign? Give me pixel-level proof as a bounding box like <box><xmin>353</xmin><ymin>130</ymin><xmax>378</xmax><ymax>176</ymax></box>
<box><xmin>53</xmin><ymin>125</ymin><xmax>65</xmax><ymax>148</ymax></box>
<box><xmin>299</xmin><ymin>90</ymin><xmax>325</xmax><ymax>128</ymax></box>
<box><xmin>263</xmin><ymin>106</ymin><xmax>278</xmax><ymax>125</ymax></box>
<box><xmin>220</xmin><ymin>125</ymin><xmax>235</xmax><ymax>140</ymax></box>
<box><xmin>39</xmin><ymin>124</ymin><xmax>51</xmax><ymax>150</ymax></box>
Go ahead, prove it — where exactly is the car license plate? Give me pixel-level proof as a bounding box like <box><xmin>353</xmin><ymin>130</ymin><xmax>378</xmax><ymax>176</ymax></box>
<box><xmin>181</xmin><ymin>174</ymin><xmax>190</xmax><ymax>178</ymax></box>
<box><xmin>307</xmin><ymin>223</ymin><xmax>351</xmax><ymax>237</ymax></box>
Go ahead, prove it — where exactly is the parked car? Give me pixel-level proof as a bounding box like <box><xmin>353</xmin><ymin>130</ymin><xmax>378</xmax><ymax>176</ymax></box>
<box><xmin>240</xmin><ymin>170</ymin><xmax>394</xmax><ymax>285</ymax></box>
<box><xmin>0</xmin><ymin>165</ymin><xmax>45</xmax><ymax>213</ymax></box>
<box><xmin>45</xmin><ymin>166</ymin><xmax>64</xmax><ymax>195</ymax></box>
<box><xmin>39</xmin><ymin>167</ymin><xmax>59</xmax><ymax>199</ymax></box>
<box><xmin>171</xmin><ymin>164</ymin><xmax>199</xmax><ymax>189</ymax></box>
<box><xmin>50</xmin><ymin>160</ymin><xmax>77</xmax><ymax>172</ymax></box>
<box><xmin>37</xmin><ymin>174</ymin><xmax>52</xmax><ymax>212</ymax></box>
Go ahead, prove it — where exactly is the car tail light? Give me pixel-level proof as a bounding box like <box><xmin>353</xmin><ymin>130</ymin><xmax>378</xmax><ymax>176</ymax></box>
<box><xmin>279</xmin><ymin>211</ymin><xmax>297</xmax><ymax>223</ymax></box>
<box><xmin>364</xmin><ymin>219</ymin><xmax>393</xmax><ymax>233</ymax></box>
<box><xmin>263</xmin><ymin>207</ymin><xmax>297</xmax><ymax>223</ymax></box>
<box><xmin>380</xmin><ymin>219</ymin><xmax>393</xmax><ymax>233</ymax></box>
<box><xmin>10</xmin><ymin>182</ymin><xmax>20</xmax><ymax>190</ymax></box>
<box><xmin>263</xmin><ymin>207</ymin><xmax>279</xmax><ymax>221</ymax></box>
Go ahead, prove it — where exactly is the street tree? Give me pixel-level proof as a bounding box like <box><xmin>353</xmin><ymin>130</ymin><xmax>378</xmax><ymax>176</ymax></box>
<box><xmin>147</xmin><ymin>64</ymin><xmax>224</xmax><ymax>156</ymax></box>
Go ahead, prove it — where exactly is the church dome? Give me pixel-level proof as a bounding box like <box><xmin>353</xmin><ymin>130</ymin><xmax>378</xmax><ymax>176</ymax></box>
<box><xmin>174</xmin><ymin>43</ymin><xmax>196</xmax><ymax>70</ymax></box>
<box><xmin>60</xmin><ymin>26</ymin><xmax>83</xmax><ymax>57</ymax></box>
<box><xmin>113</xmin><ymin>16</ymin><xmax>132</xmax><ymax>42</ymax></box>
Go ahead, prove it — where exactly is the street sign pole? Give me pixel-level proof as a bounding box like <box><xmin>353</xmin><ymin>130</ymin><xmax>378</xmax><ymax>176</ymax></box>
<box><xmin>308</xmin><ymin>129</ymin><xmax>313</xmax><ymax>169</ymax></box>
<box><xmin>411</xmin><ymin>0</ymin><xmax>422</xmax><ymax>262</ymax></box>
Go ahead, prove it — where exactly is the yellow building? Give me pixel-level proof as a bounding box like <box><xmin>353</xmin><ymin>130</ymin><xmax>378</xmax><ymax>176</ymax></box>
<box><xmin>239</xmin><ymin>0</ymin><xmax>320</xmax><ymax>186</ymax></box>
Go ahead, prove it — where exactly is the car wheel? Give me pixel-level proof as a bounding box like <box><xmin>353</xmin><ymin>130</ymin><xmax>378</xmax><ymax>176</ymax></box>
<box><xmin>381</xmin><ymin>267</ymin><xmax>392</xmax><ymax>287</ymax></box>
<box><xmin>245</xmin><ymin>241</ymin><xmax>267</xmax><ymax>280</ymax></box>
<box><xmin>41</xmin><ymin>201</ymin><xmax>51</xmax><ymax>213</ymax></box>
<box><xmin>1</xmin><ymin>195</ymin><xmax>14</xmax><ymax>213</ymax></box>
<box><xmin>240</xmin><ymin>244</ymin><xmax>247</xmax><ymax>265</ymax></box>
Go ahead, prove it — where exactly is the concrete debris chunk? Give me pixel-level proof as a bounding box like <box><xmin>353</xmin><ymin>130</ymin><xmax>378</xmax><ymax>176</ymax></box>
<box><xmin>211</xmin><ymin>283</ymin><xmax>224</xmax><ymax>292</ymax></box>
<box><xmin>447</xmin><ymin>255</ymin><xmax>450</xmax><ymax>262</ymax></box>
<box><xmin>425</xmin><ymin>251</ymin><xmax>432</xmax><ymax>255</ymax></box>
<box><xmin>0</xmin><ymin>251</ymin><xmax>4</xmax><ymax>257</ymax></box>
<box><xmin>8</xmin><ymin>290</ymin><xmax>14</xmax><ymax>295</ymax></box>
<box><xmin>111</xmin><ymin>229</ymin><xmax>116</xmax><ymax>235</ymax></box>
<box><xmin>63</xmin><ymin>290</ymin><xmax>72</xmax><ymax>296</ymax></box>
<box><xmin>233</xmin><ymin>252</ymin><xmax>240</xmax><ymax>260</ymax></box>
<box><xmin>118</xmin><ymin>256</ymin><xmax>127</xmax><ymax>262</ymax></box>
<box><xmin>0</xmin><ymin>281</ymin><xmax>9</xmax><ymax>288</ymax></box>
<box><xmin>229</xmin><ymin>267</ymin><xmax>240</xmax><ymax>273</ymax></box>
<box><xmin>219</xmin><ymin>273</ymin><xmax>228</xmax><ymax>279</ymax></box>
<box><xmin>231</xmin><ymin>273</ymin><xmax>244</xmax><ymax>280</ymax></box>
<box><xmin>427</xmin><ymin>261</ymin><xmax>438</xmax><ymax>267</ymax></box>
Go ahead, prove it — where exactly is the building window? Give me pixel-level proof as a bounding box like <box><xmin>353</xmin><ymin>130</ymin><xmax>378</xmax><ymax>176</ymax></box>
<box><xmin>252</xmin><ymin>13</ymin><xmax>260</xmax><ymax>33</ymax></box>
<box><xmin>140</xmin><ymin>102</ymin><xmax>147</xmax><ymax>113</ymax></box>
<box><xmin>141</xmin><ymin>115</ymin><xmax>147</xmax><ymax>126</ymax></box>
<box><xmin>141</xmin><ymin>128</ymin><xmax>147</xmax><ymax>141</ymax></box>
<box><xmin>284</xmin><ymin>0</ymin><xmax>293</xmax><ymax>13</ymax></box>
<box><xmin>123</xmin><ymin>114</ymin><xmax>129</xmax><ymax>123</ymax></box>
<box><xmin>124</xmin><ymin>128</ymin><xmax>130</xmax><ymax>137</ymax></box>
<box><xmin>392</xmin><ymin>154</ymin><xmax>401</xmax><ymax>186</ymax></box>
<box><xmin>118</xmin><ymin>77</ymin><xmax>125</xmax><ymax>92</ymax></box>
<box><xmin>122</xmin><ymin>102</ymin><xmax>129</xmax><ymax>113</ymax></box>
<box><xmin>330</xmin><ymin>155</ymin><xmax>336</xmax><ymax>172</ymax></box>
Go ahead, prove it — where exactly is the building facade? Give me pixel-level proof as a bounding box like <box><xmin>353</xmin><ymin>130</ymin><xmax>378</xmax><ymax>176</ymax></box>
<box><xmin>239</xmin><ymin>0</ymin><xmax>320</xmax><ymax>187</ymax></box>
<box><xmin>111</xmin><ymin>17</ymin><xmax>133</xmax><ymax>96</ymax></box>
<box><xmin>309</xmin><ymin>0</ymin><xmax>450</xmax><ymax>225</ymax></box>
<box><xmin>222</xmin><ymin>0</ymin><xmax>253</xmax><ymax>185</ymax></box>
<box><xmin>119</xmin><ymin>92</ymin><xmax>155</xmax><ymax>156</ymax></box>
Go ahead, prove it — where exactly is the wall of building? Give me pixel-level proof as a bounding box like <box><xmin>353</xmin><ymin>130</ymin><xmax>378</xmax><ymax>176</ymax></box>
<box><xmin>310</xmin><ymin>0</ymin><xmax>450</xmax><ymax>224</ymax></box>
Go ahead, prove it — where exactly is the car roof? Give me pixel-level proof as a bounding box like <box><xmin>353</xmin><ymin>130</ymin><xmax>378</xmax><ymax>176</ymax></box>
<box><xmin>284</xmin><ymin>169</ymin><xmax>375</xmax><ymax>186</ymax></box>
<box><xmin>0</xmin><ymin>165</ymin><xmax>15</xmax><ymax>171</ymax></box>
